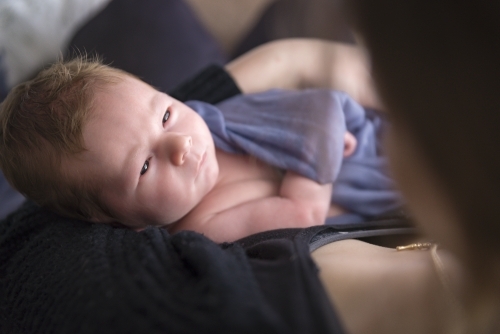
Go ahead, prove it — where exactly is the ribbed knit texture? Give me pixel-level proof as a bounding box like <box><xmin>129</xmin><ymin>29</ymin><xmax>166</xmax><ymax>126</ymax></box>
<box><xmin>169</xmin><ymin>64</ymin><xmax>242</xmax><ymax>105</ymax></box>
<box><xmin>0</xmin><ymin>202</ymin><xmax>290</xmax><ymax>333</ymax></box>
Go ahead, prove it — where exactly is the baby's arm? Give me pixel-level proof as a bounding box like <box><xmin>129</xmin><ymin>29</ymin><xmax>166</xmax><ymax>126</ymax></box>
<box><xmin>226</xmin><ymin>38</ymin><xmax>382</xmax><ymax>110</ymax></box>
<box><xmin>175</xmin><ymin>173</ymin><xmax>332</xmax><ymax>243</ymax></box>
<box><xmin>182</xmin><ymin>131</ymin><xmax>357</xmax><ymax>242</ymax></box>
<box><xmin>279</xmin><ymin>170</ymin><xmax>333</xmax><ymax>224</ymax></box>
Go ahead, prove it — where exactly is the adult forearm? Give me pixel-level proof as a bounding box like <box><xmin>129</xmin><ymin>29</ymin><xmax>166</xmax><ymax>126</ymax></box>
<box><xmin>225</xmin><ymin>38</ymin><xmax>382</xmax><ymax>109</ymax></box>
<box><xmin>225</xmin><ymin>39</ymin><xmax>304</xmax><ymax>93</ymax></box>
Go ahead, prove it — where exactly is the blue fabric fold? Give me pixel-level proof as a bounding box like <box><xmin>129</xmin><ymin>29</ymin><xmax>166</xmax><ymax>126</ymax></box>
<box><xmin>186</xmin><ymin>89</ymin><xmax>402</xmax><ymax>218</ymax></box>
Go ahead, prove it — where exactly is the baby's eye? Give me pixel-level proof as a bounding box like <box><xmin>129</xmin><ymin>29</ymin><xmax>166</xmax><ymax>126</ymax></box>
<box><xmin>140</xmin><ymin>160</ymin><xmax>149</xmax><ymax>175</ymax></box>
<box><xmin>162</xmin><ymin>109</ymin><xmax>170</xmax><ymax>124</ymax></box>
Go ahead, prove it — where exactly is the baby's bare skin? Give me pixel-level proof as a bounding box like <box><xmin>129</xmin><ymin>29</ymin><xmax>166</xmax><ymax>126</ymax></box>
<box><xmin>73</xmin><ymin>73</ymin><xmax>346</xmax><ymax>242</ymax></box>
<box><xmin>171</xmin><ymin>149</ymin><xmax>282</xmax><ymax>237</ymax></box>
<box><xmin>171</xmin><ymin>149</ymin><xmax>346</xmax><ymax>242</ymax></box>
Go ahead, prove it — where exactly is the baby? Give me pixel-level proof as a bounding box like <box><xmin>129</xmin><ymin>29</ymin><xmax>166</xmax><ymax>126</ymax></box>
<box><xmin>0</xmin><ymin>58</ymin><xmax>378</xmax><ymax>243</ymax></box>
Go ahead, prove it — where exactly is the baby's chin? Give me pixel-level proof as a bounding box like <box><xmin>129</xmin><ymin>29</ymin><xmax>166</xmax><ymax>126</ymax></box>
<box><xmin>86</xmin><ymin>218</ymin><xmax>148</xmax><ymax>232</ymax></box>
<box><xmin>128</xmin><ymin>219</ymin><xmax>186</xmax><ymax>234</ymax></box>
<box><xmin>126</xmin><ymin>217</ymin><xmax>178</xmax><ymax>231</ymax></box>
<box><xmin>97</xmin><ymin>213</ymin><xmax>176</xmax><ymax>231</ymax></box>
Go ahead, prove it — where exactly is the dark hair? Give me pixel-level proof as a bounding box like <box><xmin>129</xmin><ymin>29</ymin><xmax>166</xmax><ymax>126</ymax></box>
<box><xmin>346</xmin><ymin>0</ymin><xmax>500</xmax><ymax>329</ymax></box>
<box><xmin>0</xmin><ymin>57</ymin><xmax>125</xmax><ymax>220</ymax></box>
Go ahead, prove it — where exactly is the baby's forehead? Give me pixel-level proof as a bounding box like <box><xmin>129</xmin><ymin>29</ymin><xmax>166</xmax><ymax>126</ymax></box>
<box><xmin>88</xmin><ymin>77</ymin><xmax>140</xmax><ymax>118</ymax></box>
<box><xmin>91</xmin><ymin>73</ymin><xmax>158</xmax><ymax>104</ymax></box>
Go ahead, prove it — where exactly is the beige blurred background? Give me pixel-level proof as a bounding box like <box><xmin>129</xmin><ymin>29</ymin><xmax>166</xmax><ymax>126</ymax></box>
<box><xmin>186</xmin><ymin>0</ymin><xmax>353</xmax><ymax>54</ymax></box>
<box><xmin>186</xmin><ymin>0</ymin><xmax>273</xmax><ymax>53</ymax></box>
<box><xmin>0</xmin><ymin>0</ymin><xmax>352</xmax><ymax>87</ymax></box>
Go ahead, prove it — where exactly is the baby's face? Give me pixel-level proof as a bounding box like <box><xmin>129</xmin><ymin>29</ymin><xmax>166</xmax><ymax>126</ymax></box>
<box><xmin>69</xmin><ymin>74</ymin><xmax>219</xmax><ymax>228</ymax></box>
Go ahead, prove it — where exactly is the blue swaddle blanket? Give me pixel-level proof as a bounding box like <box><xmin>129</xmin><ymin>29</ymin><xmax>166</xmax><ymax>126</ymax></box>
<box><xmin>186</xmin><ymin>89</ymin><xmax>402</xmax><ymax>221</ymax></box>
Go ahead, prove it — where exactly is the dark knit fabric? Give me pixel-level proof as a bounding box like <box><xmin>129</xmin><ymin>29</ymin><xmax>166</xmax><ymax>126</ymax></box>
<box><xmin>168</xmin><ymin>64</ymin><xmax>242</xmax><ymax>105</ymax></box>
<box><xmin>0</xmin><ymin>201</ymin><xmax>344</xmax><ymax>334</ymax></box>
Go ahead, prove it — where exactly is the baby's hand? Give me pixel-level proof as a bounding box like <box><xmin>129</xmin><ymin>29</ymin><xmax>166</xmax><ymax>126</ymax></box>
<box><xmin>344</xmin><ymin>132</ymin><xmax>357</xmax><ymax>157</ymax></box>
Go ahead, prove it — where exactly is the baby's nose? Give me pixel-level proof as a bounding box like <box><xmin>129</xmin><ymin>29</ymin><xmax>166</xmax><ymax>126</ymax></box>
<box><xmin>171</xmin><ymin>134</ymin><xmax>192</xmax><ymax>166</ymax></box>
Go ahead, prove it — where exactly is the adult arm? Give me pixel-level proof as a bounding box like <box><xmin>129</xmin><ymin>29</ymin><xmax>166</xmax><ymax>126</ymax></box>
<box><xmin>226</xmin><ymin>38</ymin><xmax>383</xmax><ymax>110</ymax></box>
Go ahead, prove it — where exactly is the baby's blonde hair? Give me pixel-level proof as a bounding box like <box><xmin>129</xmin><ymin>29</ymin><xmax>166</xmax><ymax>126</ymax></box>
<box><xmin>0</xmin><ymin>56</ymin><xmax>127</xmax><ymax>220</ymax></box>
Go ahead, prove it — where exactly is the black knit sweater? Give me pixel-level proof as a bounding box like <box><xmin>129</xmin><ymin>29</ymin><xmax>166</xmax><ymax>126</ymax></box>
<box><xmin>0</xmin><ymin>67</ymin><xmax>344</xmax><ymax>334</ymax></box>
